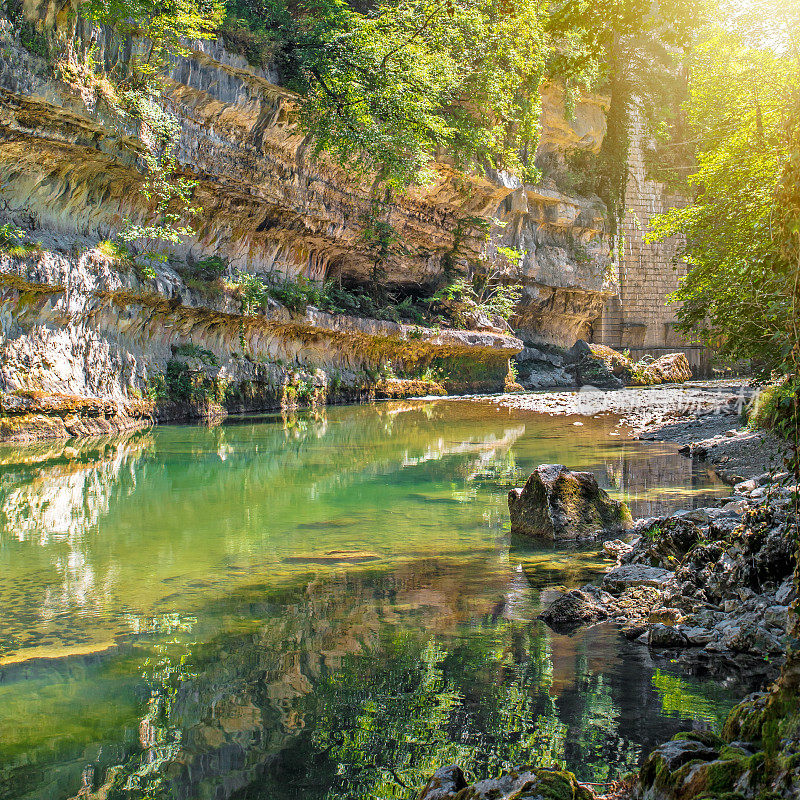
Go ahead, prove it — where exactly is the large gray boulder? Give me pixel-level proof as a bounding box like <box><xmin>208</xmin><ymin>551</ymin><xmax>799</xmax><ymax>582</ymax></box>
<box><xmin>508</xmin><ymin>464</ymin><xmax>632</xmax><ymax>541</ymax></box>
<box><xmin>602</xmin><ymin>564</ymin><xmax>673</xmax><ymax>593</ymax></box>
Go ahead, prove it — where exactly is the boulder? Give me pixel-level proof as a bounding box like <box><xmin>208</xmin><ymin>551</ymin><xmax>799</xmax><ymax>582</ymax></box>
<box><xmin>418</xmin><ymin>767</ymin><xmax>593</xmax><ymax>800</ymax></box>
<box><xmin>602</xmin><ymin>564</ymin><xmax>672</xmax><ymax>594</ymax></box>
<box><xmin>417</xmin><ymin>766</ymin><xmax>467</xmax><ymax>800</ymax></box>
<box><xmin>567</xmin><ymin>340</ymin><xmax>627</xmax><ymax>389</ymax></box>
<box><xmin>648</xmin><ymin>623</ymin><xmax>689</xmax><ymax>648</ymax></box>
<box><xmin>628</xmin><ymin>518</ymin><xmax>702</xmax><ymax>569</ymax></box>
<box><xmin>538</xmin><ymin>589</ymin><xmax>608</xmax><ymax>631</ymax></box>
<box><xmin>630</xmin><ymin>352</ymin><xmax>693</xmax><ymax>385</ymax></box>
<box><xmin>508</xmin><ymin>464</ymin><xmax>632</xmax><ymax>540</ymax></box>
<box><xmin>721</xmin><ymin>620</ymin><xmax>784</xmax><ymax>655</ymax></box>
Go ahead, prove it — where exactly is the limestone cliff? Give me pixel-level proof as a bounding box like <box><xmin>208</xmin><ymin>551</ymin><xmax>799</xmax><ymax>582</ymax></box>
<box><xmin>0</xmin><ymin>10</ymin><xmax>617</xmax><ymax>439</ymax></box>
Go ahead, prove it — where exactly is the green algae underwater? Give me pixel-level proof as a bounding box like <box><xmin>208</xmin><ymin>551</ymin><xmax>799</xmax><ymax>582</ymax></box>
<box><xmin>0</xmin><ymin>399</ymin><xmax>749</xmax><ymax>799</ymax></box>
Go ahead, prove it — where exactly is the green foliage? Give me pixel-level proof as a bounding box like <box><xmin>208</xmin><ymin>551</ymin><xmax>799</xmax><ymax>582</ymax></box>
<box><xmin>81</xmin><ymin>0</ymin><xmax>223</xmax><ymax>87</ymax></box>
<box><xmin>149</xmin><ymin>359</ymin><xmax>225</xmax><ymax>403</ymax></box>
<box><xmin>649</xmin><ymin>2</ymin><xmax>800</xmax><ymax>489</ymax></box>
<box><xmin>233</xmin><ymin>270</ymin><xmax>433</xmax><ymax>323</ymax></box>
<box><xmin>545</xmin><ymin>0</ymin><xmax>704</xmax><ymax>229</ymax></box>
<box><xmin>117</xmin><ymin>150</ymin><xmax>201</xmax><ymax>267</ymax></box>
<box><xmin>172</xmin><ymin>342</ymin><xmax>219</xmax><ymax>366</ymax></box>
<box><xmin>0</xmin><ymin>223</ymin><xmax>42</xmax><ymax>256</ymax></box>
<box><xmin>223</xmin><ymin>0</ymin><xmax>548</xmax><ymax>187</ymax></box>
<box><xmin>235</xmin><ymin>270</ymin><xmax>325</xmax><ymax>313</ymax></box>
<box><xmin>96</xmin><ymin>239</ymin><xmax>132</xmax><ymax>262</ymax></box>
<box><xmin>18</xmin><ymin>19</ymin><xmax>49</xmax><ymax>59</ymax></box>
<box><xmin>69</xmin><ymin>0</ymin><xmax>220</xmax><ymax>269</ymax></box>
<box><xmin>432</xmin><ymin>256</ymin><xmax>523</xmax><ymax>328</ymax></box>
<box><xmin>648</xmin><ymin>15</ymin><xmax>800</xmax><ymax>379</ymax></box>
<box><xmin>749</xmin><ymin>377</ymin><xmax>800</xmax><ymax>481</ymax></box>
<box><xmin>192</xmin><ymin>256</ymin><xmax>228</xmax><ymax>280</ymax></box>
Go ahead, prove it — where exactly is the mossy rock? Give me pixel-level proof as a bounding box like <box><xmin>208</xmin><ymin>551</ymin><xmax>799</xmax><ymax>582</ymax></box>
<box><xmin>509</xmin><ymin>463</ymin><xmax>632</xmax><ymax>541</ymax></box>
<box><xmin>675</xmin><ymin>731</ymin><xmax>725</xmax><ymax>749</ymax></box>
<box><xmin>418</xmin><ymin>766</ymin><xmax>592</xmax><ymax>800</ymax></box>
<box><xmin>722</xmin><ymin>693</ymin><xmax>768</xmax><ymax>744</ymax></box>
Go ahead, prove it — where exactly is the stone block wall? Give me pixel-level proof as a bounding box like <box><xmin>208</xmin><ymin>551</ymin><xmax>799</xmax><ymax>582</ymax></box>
<box><xmin>595</xmin><ymin>109</ymin><xmax>693</xmax><ymax>352</ymax></box>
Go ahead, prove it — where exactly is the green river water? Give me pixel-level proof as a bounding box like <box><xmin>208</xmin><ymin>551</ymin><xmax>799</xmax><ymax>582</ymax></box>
<box><xmin>0</xmin><ymin>398</ymin><xmax>749</xmax><ymax>799</ymax></box>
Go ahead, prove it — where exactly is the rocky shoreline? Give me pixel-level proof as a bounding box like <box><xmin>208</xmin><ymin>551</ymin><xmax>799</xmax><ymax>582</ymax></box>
<box><xmin>420</xmin><ymin>385</ymin><xmax>798</xmax><ymax>800</ymax></box>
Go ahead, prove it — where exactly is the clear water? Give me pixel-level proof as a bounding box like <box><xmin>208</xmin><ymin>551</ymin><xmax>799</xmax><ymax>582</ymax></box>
<box><xmin>0</xmin><ymin>398</ymin><xmax>742</xmax><ymax>800</ymax></box>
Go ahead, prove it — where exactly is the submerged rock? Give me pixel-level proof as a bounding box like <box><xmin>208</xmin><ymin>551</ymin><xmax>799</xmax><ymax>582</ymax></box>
<box><xmin>539</xmin><ymin>589</ymin><xmax>608</xmax><ymax>631</ymax></box>
<box><xmin>508</xmin><ymin>464</ymin><xmax>632</xmax><ymax>541</ymax></box>
<box><xmin>417</xmin><ymin>766</ymin><xmax>593</xmax><ymax>800</ymax></box>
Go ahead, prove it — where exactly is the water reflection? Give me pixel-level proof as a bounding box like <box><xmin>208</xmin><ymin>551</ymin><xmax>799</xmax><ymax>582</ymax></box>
<box><xmin>0</xmin><ymin>400</ymin><xmax>733</xmax><ymax>799</ymax></box>
<box><xmin>0</xmin><ymin>558</ymin><xmax>741</xmax><ymax>800</ymax></box>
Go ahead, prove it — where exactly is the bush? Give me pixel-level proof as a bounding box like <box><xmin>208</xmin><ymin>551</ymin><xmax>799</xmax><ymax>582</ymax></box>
<box><xmin>96</xmin><ymin>239</ymin><xmax>132</xmax><ymax>262</ymax></box>
<box><xmin>192</xmin><ymin>256</ymin><xmax>228</xmax><ymax>281</ymax></box>
<box><xmin>0</xmin><ymin>222</ymin><xmax>42</xmax><ymax>256</ymax></box>
<box><xmin>749</xmin><ymin>376</ymin><xmax>799</xmax><ymax>439</ymax></box>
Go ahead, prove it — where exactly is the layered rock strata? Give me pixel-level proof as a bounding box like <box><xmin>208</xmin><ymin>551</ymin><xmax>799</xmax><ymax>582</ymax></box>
<box><xmin>0</xmin><ymin>246</ymin><xmax>521</xmax><ymax>440</ymax></box>
<box><xmin>0</xmin><ymin>9</ymin><xmax>623</xmax><ymax>434</ymax></box>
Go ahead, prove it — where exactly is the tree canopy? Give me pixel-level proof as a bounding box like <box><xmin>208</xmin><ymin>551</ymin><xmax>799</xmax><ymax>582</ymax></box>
<box><xmin>648</xmin><ymin>1</ymin><xmax>800</xmax><ymax>377</ymax></box>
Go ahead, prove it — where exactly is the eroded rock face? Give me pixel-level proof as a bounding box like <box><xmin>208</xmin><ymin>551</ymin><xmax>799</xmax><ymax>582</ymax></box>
<box><xmin>0</xmin><ymin>248</ymin><xmax>522</xmax><ymax>440</ymax></box>
<box><xmin>0</xmin><ymin>22</ymin><xmax>616</xmax><ymax>349</ymax></box>
<box><xmin>508</xmin><ymin>463</ymin><xmax>632</xmax><ymax>540</ymax></box>
<box><xmin>0</xmin><ymin>17</ymin><xmax>620</xmax><ymax>430</ymax></box>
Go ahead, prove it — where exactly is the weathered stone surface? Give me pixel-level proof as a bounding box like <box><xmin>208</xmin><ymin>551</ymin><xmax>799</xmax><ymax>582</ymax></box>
<box><xmin>417</xmin><ymin>767</ymin><xmax>593</xmax><ymax>800</ymax></box>
<box><xmin>631</xmin><ymin>353</ymin><xmax>693</xmax><ymax>385</ymax></box>
<box><xmin>0</xmin><ymin>20</ymin><xmax>617</xmax><ymax>359</ymax></box>
<box><xmin>648</xmin><ymin>623</ymin><xmax>689</xmax><ymax>648</ymax></box>
<box><xmin>538</xmin><ymin>589</ymin><xmax>608</xmax><ymax>631</ymax></box>
<box><xmin>508</xmin><ymin>463</ymin><xmax>632</xmax><ymax>540</ymax></box>
<box><xmin>638</xmin><ymin>732</ymin><xmax>752</xmax><ymax>800</ymax></box>
<box><xmin>0</xmin><ymin>250</ymin><xmax>522</xmax><ymax>440</ymax></box>
<box><xmin>416</xmin><ymin>766</ymin><xmax>467</xmax><ymax>800</ymax></box>
<box><xmin>602</xmin><ymin>564</ymin><xmax>672</xmax><ymax>593</ymax></box>
<box><xmin>567</xmin><ymin>340</ymin><xmax>625</xmax><ymax>388</ymax></box>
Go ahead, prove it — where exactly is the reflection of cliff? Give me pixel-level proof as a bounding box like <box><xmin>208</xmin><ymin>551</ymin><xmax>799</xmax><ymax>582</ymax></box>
<box><xmin>0</xmin><ymin>432</ymin><xmax>151</xmax><ymax>542</ymax></box>
<box><xmin>0</xmin><ymin>403</ymin><xmax>529</xmax><ymax>661</ymax></box>
<box><xmin>64</xmin><ymin>560</ymin><xmax>702</xmax><ymax>800</ymax></box>
<box><xmin>602</xmin><ymin>444</ymin><xmax>725</xmax><ymax>518</ymax></box>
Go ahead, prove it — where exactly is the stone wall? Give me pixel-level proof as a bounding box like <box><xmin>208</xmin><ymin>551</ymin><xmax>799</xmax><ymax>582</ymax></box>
<box><xmin>594</xmin><ymin>109</ymin><xmax>693</xmax><ymax>353</ymax></box>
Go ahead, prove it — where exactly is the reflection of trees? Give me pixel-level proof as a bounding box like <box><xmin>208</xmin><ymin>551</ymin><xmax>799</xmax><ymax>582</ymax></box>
<box><xmin>98</xmin><ymin>569</ymin><xmax>728</xmax><ymax>800</ymax></box>
<box><xmin>0</xmin><ymin>554</ymin><xmax>746</xmax><ymax>800</ymax></box>
<box><xmin>602</xmin><ymin>444</ymin><xmax>726</xmax><ymax>518</ymax></box>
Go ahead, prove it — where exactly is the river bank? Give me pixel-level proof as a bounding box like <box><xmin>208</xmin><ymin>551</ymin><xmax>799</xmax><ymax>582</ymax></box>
<box><xmin>421</xmin><ymin>383</ymin><xmax>798</xmax><ymax>800</ymax></box>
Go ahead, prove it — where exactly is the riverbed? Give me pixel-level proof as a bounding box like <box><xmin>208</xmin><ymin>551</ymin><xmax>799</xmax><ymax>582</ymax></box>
<box><xmin>0</xmin><ymin>398</ymin><xmax>750</xmax><ymax>799</ymax></box>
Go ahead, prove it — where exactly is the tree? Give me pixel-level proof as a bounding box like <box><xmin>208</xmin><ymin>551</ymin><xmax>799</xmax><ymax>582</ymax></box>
<box><xmin>544</xmin><ymin>0</ymin><xmax>705</xmax><ymax>228</ymax></box>
<box><xmin>647</xmin><ymin>7</ymin><xmax>800</xmax><ymax>377</ymax></box>
<box><xmin>648</xmin><ymin>0</ymin><xmax>800</xmax><ymax>486</ymax></box>
<box><xmin>225</xmin><ymin>0</ymin><xmax>550</xmax><ymax>187</ymax></box>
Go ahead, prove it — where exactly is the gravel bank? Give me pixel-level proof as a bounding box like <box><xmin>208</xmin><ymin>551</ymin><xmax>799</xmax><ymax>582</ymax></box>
<box><xmin>490</xmin><ymin>381</ymin><xmax>789</xmax><ymax>483</ymax></box>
